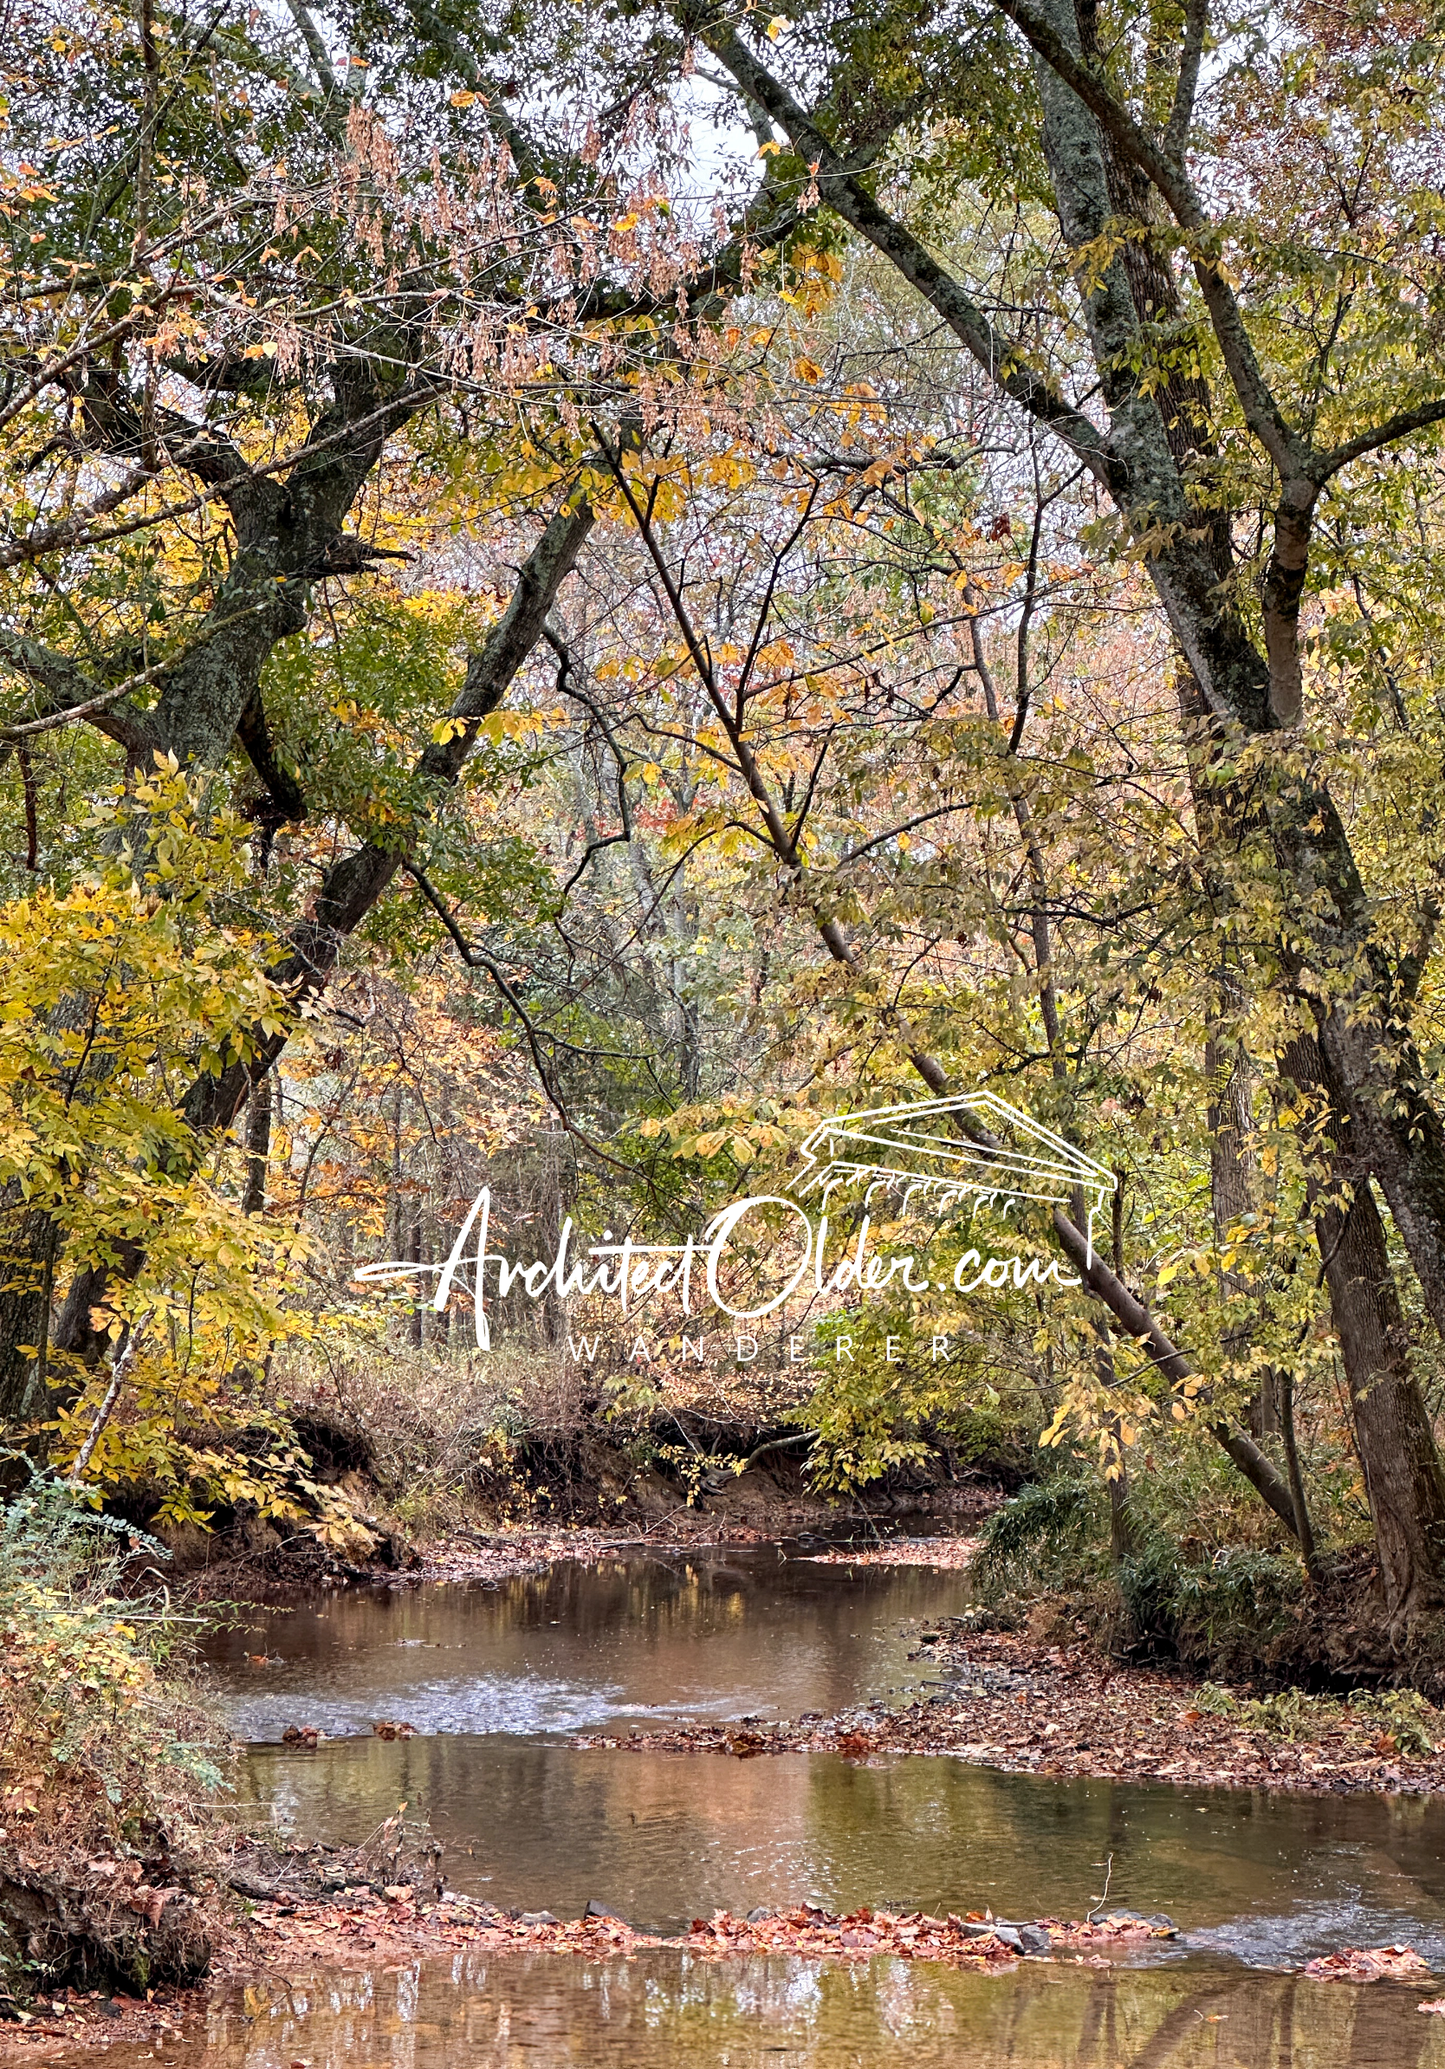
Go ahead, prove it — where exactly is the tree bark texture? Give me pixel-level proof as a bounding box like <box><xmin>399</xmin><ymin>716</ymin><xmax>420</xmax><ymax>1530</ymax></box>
<box><xmin>0</xmin><ymin>479</ymin><xmax>594</xmax><ymax>1396</ymax></box>
<box><xmin>1282</xmin><ymin>1037</ymin><xmax>1445</xmax><ymax>1627</ymax></box>
<box><xmin>703</xmin><ymin>6</ymin><xmax>1445</xmax><ymax>1595</ymax></box>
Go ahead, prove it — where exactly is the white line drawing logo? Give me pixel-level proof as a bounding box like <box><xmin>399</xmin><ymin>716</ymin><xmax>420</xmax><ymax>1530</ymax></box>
<box><xmin>354</xmin><ymin>1090</ymin><xmax>1106</xmax><ymax>1348</ymax></box>
<box><xmin>790</xmin><ymin>1091</ymin><xmax>1114</xmax><ymax>1265</ymax></box>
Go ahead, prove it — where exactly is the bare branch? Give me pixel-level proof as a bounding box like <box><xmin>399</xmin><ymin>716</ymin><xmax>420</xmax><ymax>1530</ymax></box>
<box><xmin>0</xmin><ymin>629</ymin><xmax>163</xmax><ymax>755</ymax></box>
<box><xmin>986</xmin><ymin>0</ymin><xmax>1309</xmax><ymax>479</ymax></box>
<box><xmin>544</xmin><ymin>624</ymin><xmax>635</xmax><ymax>900</ymax></box>
<box><xmin>403</xmin><ymin>862</ymin><xmax>638</xmax><ymax>1173</ymax></box>
<box><xmin>699</xmin><ymin>23</ymin><xmax>1118</xmax><ymax>485</ymax></box>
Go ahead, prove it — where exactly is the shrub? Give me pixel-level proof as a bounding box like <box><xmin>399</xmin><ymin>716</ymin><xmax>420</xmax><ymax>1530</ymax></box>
<box><xmin>0</xmin><ymin>1460</ymin><xmax>228</xmax><ymax>2002</ymax></box>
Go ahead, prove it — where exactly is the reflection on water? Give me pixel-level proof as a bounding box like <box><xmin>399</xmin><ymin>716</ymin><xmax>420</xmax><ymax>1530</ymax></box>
<box><xmin>205</xmin><ymin>1550</ymin><xmax>966</xmax><ymax>1742</ymax></box>
<box><xmin>237</xmin><ymin>1737</ymin><xmax>1445</xmax><ymax>1966</ymax></box>
<box><xmin>84</xmin><ymin>1950</ymin><xmax>1445</xmax><ymax>2069</ymax></box>
<box><xmin>207</xmin><ymin>1552</ymin><xmax>1445</xmax><ymax>1968</ymax></box>
<box><xmin>92</xmin><ymin>1548</ymin><xmax>1445</xmax><ymax>2065</ymax></box>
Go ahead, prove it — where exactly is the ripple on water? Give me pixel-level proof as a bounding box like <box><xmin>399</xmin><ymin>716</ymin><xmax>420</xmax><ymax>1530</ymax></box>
<box><xmin>203</xmin><ymin>1551</ymin><xmax>1445</xmax><ymax>1974</ymax></box>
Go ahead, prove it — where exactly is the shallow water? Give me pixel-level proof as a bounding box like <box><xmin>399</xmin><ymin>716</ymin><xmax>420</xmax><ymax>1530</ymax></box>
<box><xmin>79</xmin><ymin>1949</ymin><xmax>1445</xmax><ymax>2068</ymax></box>
<box><xmin>206</xmin><ymin>1547</ymin><xmax>962</xmax><ymax>1743</ymax></box>
<box><xmin>174</xmin><ymin>1548</ymin><xmax>1445</xmax><ymax>2064</ymax></box>
<box><xmin>207</xmin><ymin>1550</ymin><xmax>1445</xmax><ymax>1966</ymax></box>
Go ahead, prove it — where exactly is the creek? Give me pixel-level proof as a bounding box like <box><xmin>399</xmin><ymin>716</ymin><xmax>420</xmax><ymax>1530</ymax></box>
<box><xmin>99</xmin><ymin>1547</ymin><xmax>1445</xmax><ymax>2065</ymax></box>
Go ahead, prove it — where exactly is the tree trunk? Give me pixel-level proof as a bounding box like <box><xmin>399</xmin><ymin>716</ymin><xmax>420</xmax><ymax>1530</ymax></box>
<box><xmin>1282</xmin><ymin>1038</ymin><xmax>1445</xmax><ymax>1631</ymax></box>
<box><xmin>710</xmin><ymin>4</ymin><xmax>1445</xmax><ymax>1385</ymax></box>
<box><xmin>0</xmin><ymin>1201</ymin><xmax>56</xmax><ymax>1426</ymax></box>
<box><xmin>241</xmin><ymin>1067</ymin><xmax>272</xmax><ymax>1216</ymax></box>
<box><xmin>5</xmin><ymin>499</ymin><xmax>597</xmax><ymax>1374</ymax></box>
<box><xmin>409</xmin><ymin>1215</ymin><xmax>424</xmax><ymax>1349</ymax></box>
<box><xmin>1315</xmin><ymin>1176</ymin><xmax>1445</xmax><ymax>1629</ymax></box>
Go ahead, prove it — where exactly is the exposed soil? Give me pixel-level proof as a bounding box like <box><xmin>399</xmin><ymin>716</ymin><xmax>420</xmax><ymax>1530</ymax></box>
<box><xmin>8</xmin><ymin>1558</ymin><xmax>1445</xmax><ymax>2057</ymax></box>
<box><xmin>579</xmin><ymin>1619</ymin><xmax>1445</xmax><ymax>1797</ymax></box>
<box><xmin>0</xmin><ymin>1979</ymin><xmax>211</xmax><ymax>2054</ymax></box>
<box><xmin>411</xmin><ymin>1516</ymin><xmax>986</xmax><ymax>1586</ymax></box>
<box><xmin>159</xmin><ymin>1406</ymin><xmax>1003</xmax><ymax>1601</ymax></box>
<box><xmin>179</xmin><ymin>1485</ymin><xmax>1000</xmax><ymax>1604</ymax></box>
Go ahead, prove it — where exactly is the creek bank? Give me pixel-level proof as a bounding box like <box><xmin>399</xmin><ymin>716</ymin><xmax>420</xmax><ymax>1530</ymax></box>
<box><xmin>186</xmin><ymin>1492</ymin><xmax>998</xmax><ymax>1604</ymax></box>
<box><xmin>2</xmin><ymin>1867</ymin><xmax>1441</xmax><ymax>2057</ymax></box>
<box><xmin>579</xmin><ymin>1621</ymin><xmax>1445</xmax><ymax>1797</ymax></box>
<box><xmin>411</xmin><ymin>1518</ymin><xmax>989</xmax><ymax>1588</ymax></box>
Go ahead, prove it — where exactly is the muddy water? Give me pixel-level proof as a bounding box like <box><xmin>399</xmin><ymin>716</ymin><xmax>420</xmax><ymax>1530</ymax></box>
<box><xmin>143</xmin><ymin>1548</ymin><xmax>1445</xmax><ymax>2066</ymax></box>
<box><xmin>207</xmin><ymin>1548</ymin><xmax>962</xmax><ymax>1743</ymax></box>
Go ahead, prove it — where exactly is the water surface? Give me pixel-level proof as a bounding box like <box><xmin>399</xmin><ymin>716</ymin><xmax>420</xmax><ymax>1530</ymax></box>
<box><xmin>207</xmin><ymin>1552</ymin><xmax>1445</xmax><ymax>1969</ymax></box>
<box><xmin>207</xmin><ymin>1548</ymin><xmax>961</xmax><ymax>1742</ymax></box>
<box><xmin>83</xmin><ymin>1949</ymin><xmax>1445</xmax><ymax>2069</ymax></box>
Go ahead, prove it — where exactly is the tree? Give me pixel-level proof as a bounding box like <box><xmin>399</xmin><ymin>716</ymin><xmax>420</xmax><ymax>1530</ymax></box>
<box><xmin>0</xmin><ymin>0</ymin><xmax>811</xmax><ymax>1411</ymax></box>
<box><xmin>664</xmin><ymin>0</ymin><xmax>1445</xmax><ymax>1633</ymax></box>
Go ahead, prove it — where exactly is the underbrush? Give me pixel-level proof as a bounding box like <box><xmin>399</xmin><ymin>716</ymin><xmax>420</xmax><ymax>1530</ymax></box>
<box><xmin>279</xmin><ymin>1339</ymin><xmax>598</xmax><ymax>1534</ymax></box>
<box><xmin>1190</xmin><ymin>1680</ymin><xmax>1439</xmax><ymax>1752</ymax></box>
<box><xmin>0</xmin><ymin>1462</ymin><xmax>230</xmax><ymax>2007</ymax></box>
<box><xmin>281</xmin><ymin>1338</ymin><xmax>841</xmax><ymax>1532</ymax></box>
<box><xmin>973</xmin><ymin>1443</ymin><xmax>1384</xmax><ymax>1684</ymax></box>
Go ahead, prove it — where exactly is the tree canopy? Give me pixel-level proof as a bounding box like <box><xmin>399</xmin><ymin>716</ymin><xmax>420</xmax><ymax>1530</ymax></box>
<box><xmin>5</xmin><ymin>0</ymin><xmax>1445</xmax><ymax>1666</ymax></box>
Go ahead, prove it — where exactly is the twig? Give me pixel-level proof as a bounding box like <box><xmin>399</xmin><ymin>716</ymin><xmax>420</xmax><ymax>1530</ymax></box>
<box><xmin>403</xmin><ymin>861</ymin><xmax>637</xmax><ymax>1175</ymax></box>
<box><xmin>1087</xmin><ymin>1852</ymin><xmax>1114</xmax><ymax>1922</ymax></box>
<box><xmin>67</xmin><ymin>1320</ymin><xmax>147</xmax><ymax>1484</ymax></box>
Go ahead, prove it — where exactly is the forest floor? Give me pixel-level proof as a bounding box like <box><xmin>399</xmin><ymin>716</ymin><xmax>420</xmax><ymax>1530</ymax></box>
<box><xmin>577</xmin><ymin>1615</ymin><xmax>1445</xmax><ymax>1797</ymax></box>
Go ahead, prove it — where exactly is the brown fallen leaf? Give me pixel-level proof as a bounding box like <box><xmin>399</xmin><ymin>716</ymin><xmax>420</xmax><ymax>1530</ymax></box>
<box><xmin>127</xmin><ymin>1885</ymin><xmax>184</xmax><ymax>1929</ymax></box>
<box><xmin>1304</xmin><ymin>1944</ymin><xmax>1432</xmax><ymax>1982</ymax></box>
<box><xmin>3</xmin><ymin>1776</ymin><xmax>44</xmax><ymax>1818</ymax></box>
<box><xmin>726</xmin><ymin>1731</ymin><xmax>766</xmax><ymax>1759</ymax></box>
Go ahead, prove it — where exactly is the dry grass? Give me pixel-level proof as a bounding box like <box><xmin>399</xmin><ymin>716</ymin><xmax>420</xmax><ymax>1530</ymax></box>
<box><xmin>276</xmin><ymin>1337</ymin><xmax>590</xmax><ymax>1533</ymax></box>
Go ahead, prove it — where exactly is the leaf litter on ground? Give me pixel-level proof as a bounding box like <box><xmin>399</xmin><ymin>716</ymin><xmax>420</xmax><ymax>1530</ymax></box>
<box><xmin>578</xmin><ymin>1622</ymin><xmax>1445</xmax><ymax>1797</ymax></box>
